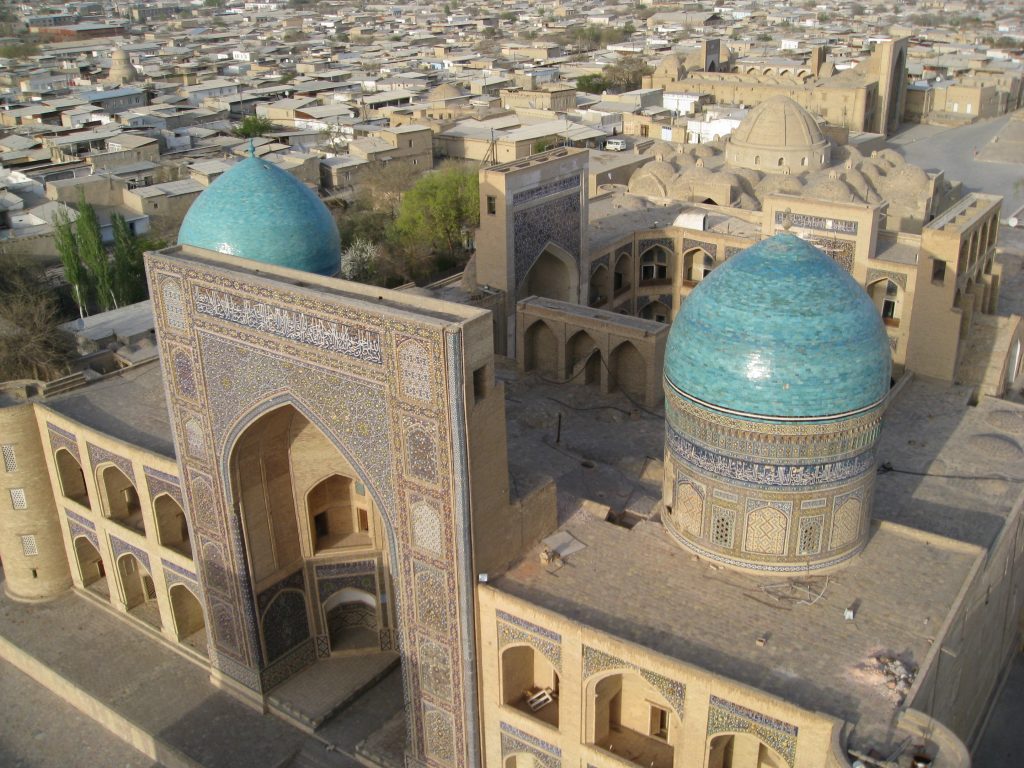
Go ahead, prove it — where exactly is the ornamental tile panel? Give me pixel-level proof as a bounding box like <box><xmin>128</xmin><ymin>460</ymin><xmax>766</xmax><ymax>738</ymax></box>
<box><xmin>582</xmin><ymin>646</ymin><xmax>685</xmax><ymax>717</ymax></box>
<box><xmin>707</xmin><ymin>695</ymin><xmax>797</xmax><ymax>767</ymax></box>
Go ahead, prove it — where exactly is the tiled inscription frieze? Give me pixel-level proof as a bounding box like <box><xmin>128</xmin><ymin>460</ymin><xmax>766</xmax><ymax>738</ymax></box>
<box><xmin>512</xmin><ymin>173</ymin><xmax>580</xmax><ymax>207</ymax></box>
<box><xmin>668</xmin><ymin>425</ymin><xmax>875</xmax><ymax>489</ymax></box>
<box><xmin>193</xmin><ymin>286</ymin><xmax>383</xmax><ymax>364</ymax></box>
<box><xmin>774</xmin><ymin>210</ymin><xmax>858</xmax><ymax>235</ymax></box>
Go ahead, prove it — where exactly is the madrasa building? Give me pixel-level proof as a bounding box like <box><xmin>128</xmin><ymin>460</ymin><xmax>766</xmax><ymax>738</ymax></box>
<box><xmin>1</xmin><ymin>108</ymin><xmax>1024</xmax><ymax>768</ymax></box>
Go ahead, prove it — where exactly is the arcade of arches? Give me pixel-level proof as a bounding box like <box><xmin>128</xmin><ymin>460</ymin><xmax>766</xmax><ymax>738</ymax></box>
<box><xmin>516</xmin><ymin>299</ymin><xmax>668</xmax><ymax>409</ymax></box>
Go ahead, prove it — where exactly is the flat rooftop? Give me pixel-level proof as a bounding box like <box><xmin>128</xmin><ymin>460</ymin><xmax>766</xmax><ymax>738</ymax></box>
<box><xmin>493</xmin><ymin>371</ymin><xmax>1023</xmax><ymax>754</ymax></box>
<box><xmin>42</xmin><ymin>359</ymin><xmax>174</xmax><ymax>458</ymax></box>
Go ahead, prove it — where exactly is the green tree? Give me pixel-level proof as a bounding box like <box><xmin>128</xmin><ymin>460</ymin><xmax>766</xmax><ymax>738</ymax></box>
<box><xmin>576</xmin><ymin>74</ymin><xmax>607</xmax><ymax>94</ymax></box>
<box><xmin>392</xmin><ymin>163</ymin><xmax>479</xmax><ymax>262</ymax></box>
<box><xmin>0</xmin><ymin>41</ymin><xmax>40</xmax><ymax>60</ymax></box>
<box><xmin>232</xmin><ymin>115</ymin><xmax>275</xmax><ymax>138</ymax></box>
<box><xmin>75</xmin><ymin>195</ymin><xmax>115</xmax><ymax>311</ymax></box>
<box><xmin>111</xmin><ymin>214</ymin><xmax>146</xmax><ymax>306</ymax></box>
<box><xmin>53</xmin><ymin>206</ymin><xmax>90</xmax><ymax>318</ymax></box>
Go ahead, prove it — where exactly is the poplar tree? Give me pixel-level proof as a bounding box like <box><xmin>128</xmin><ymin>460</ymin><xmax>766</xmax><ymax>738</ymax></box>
<box><xmin>111</xmin><ymin>213</ymin><xmax>145</xmax><ymax>305</ymax></box>
<box><xmin>53</xmin><ymin>206</ymin><xmax>89</xmax><ymax>318</ymax></box>
<box><xmin>75</xmin><ymin>194</ymin><xmax>116</xmax><ymax>311</ymax></box>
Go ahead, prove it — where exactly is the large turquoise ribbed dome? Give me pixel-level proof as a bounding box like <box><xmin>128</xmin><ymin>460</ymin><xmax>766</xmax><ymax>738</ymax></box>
<box><xmin>177</xmin><ymin>155</ymin><xmax>340</xmax><ymax>276</ymax></box>
<box><xmin>664</xmin><ymin>233</ymin><xmax>891</xmax><ymax>420</ymax></box>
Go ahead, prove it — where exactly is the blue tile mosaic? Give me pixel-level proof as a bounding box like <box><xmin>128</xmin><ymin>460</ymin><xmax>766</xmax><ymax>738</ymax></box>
<box><xmin>177</xmin><ymin>156</ymin><xmax>340</xmax><ymax>277</ymax></box>
<box><xmin>664</xmin><ymin>233</ymin><xmax>891</xmax><ymax>420</ymax></box>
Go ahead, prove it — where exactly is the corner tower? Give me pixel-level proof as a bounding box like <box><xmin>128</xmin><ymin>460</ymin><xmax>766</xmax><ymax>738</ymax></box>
<box><xmin>662</xmin><ymin>233</ymin><xmax>891</xmax><ymax>572</ymax></box>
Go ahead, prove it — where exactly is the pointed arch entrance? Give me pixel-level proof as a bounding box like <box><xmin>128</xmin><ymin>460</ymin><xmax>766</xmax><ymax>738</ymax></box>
<box><xmin>520</xmin><ymin>245</ymin><xmax>578</xmax><ymax>303</ymax></box>
<box><xmin>227</xmin><ymin>403</ymin><xmax>399</xmax><ymax>679</ymax></box>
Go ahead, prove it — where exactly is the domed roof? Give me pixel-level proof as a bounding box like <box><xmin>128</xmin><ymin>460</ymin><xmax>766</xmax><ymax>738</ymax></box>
<box><xmin>664</xmin><ymin>233</ymin><xmax>891</xmax><ymax>420</ymax></box>
<box><xmin>177</xmin><ymin>154</ymin><xmax>340</xmax><ymax>277</ymax></box>
<box><xmin>729</xmin><ymin>96</ymin><xmax>826</xmax><ymax>150</ymax></box>
<box><xmin>428</xmin><ymin>82</ymin><xmax>466</xmax><ymax>102</ymax></box>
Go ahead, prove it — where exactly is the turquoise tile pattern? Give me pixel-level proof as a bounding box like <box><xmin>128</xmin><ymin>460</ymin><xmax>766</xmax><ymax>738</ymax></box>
<box><xmin>665</xmin><ymin>233</ymin><xmax>891</xmax><ymax>419</ymax></box>
<box><xmin>177</xmin><ymin>155</ymin><xmax>341</xmax><ymax>277</ymax></box>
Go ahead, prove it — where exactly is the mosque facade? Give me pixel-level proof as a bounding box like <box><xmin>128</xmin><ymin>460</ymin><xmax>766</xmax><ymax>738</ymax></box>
<box><xmin>1</xmin><ymin>104</ymin><xmax>1024</xmax><ymax>768</ymax></box>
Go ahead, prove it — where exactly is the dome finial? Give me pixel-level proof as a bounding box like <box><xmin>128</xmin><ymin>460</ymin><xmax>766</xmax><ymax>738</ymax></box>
<box><xmin>248</xmin><ymin>138</ymin><xmax>256</xmax><ymax>158</ymax></box>
<box><xmin>782</xmin><ymin>208</ymin><xmax>793</xmax><ymax>231</ymax></box>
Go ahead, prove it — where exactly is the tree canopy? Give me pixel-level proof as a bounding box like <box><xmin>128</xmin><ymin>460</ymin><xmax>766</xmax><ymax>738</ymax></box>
<box><xmin>392</xmin><ymin>163</ymin><xmax>478</xmax><ymax>263</ymax></box>
<box><xmin>602</xmin><ymin>56</ymin><xmax>654</xmax><ymax>93</ymax></box>
<box><xmin>576</xmin><ymin>74</ymin><xmax>607</xmax><ymax>94</ymax></box>
<box><xmin>232</xmin><ymin>115</ymin><xmax>275</xmax><ymax>138</ymax></box>
<box><xmin>0</xmin><ymin>252</ymin><xmax>74</xmax><ymax>382</ymax></box>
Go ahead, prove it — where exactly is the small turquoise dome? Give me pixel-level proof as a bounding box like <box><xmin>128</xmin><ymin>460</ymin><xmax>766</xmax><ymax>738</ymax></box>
<box><xmin>177</xmin><ymin>155</ymin><xmax>340</xmax><ymax>276</ymax></box>
<box><xmin>664</xmin><ymin>233</ymin><xmax>891</xmax><ymax>420</ymax></box>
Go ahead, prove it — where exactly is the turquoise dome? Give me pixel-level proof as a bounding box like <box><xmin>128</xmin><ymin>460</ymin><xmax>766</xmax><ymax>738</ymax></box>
<box><xmin>664</xmin><ymin>233</ymin><xmax>891</xmax><ymax>420</ymax></box>
<box><xmin>177</xmin><ymin>155</ymin><xmax>340</xmax><ymax>276</ymax></box>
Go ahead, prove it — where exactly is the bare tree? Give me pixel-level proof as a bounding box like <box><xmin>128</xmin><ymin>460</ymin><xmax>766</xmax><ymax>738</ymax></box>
<box><xmin>0</xmin><ymin>278</ymin><xmax>74</xmax><ymax>381</ymax></box>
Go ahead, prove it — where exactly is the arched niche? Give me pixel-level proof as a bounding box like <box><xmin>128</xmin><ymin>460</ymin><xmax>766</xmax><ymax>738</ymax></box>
<box><xmin>608</xmin><ymin>341</ymin><xmax>647</xmax><ymax>403</ymax></box>
<box><xmin>566</xmin><ymin>329</ymin><xmax>601</xmax><ymax>385</ymax></box>
<box><xmin>322</xmin><ymin>587</ymin><xmax>380</xmax><ymax>652</ymax></box>
<box><xmin>170</xmin><ymin>584</ymin><xmax>207</xmax><ymax>656</ymax></box>
<box><xmin>590</xmin><ymin>264</ymin><xmax>610</xmax><ymax>306</ymax></box>
<box><xmin>640</xmin><ymin>300</ymin><xmax>670</xmax><ymax>324</ymax></box>
<box><xmin>154</xmin><ymin>494</ymin><xmax>191</xmax><ymax>557</ymax></box>
<box><xmin>101</xmin><ymin>465</ymin><xmax>144</xmax><ymax>535</ymax></box>
<box><xmin>613</xmin><ymin>252</ymin><xmax>633</xmax><ymax>295</ymax></box>
<box><xmin>117</xmin><ymin>552</ymin><xmax>160</xmax><ymax>629</ymax></box>
<box><xmin>707</xmin><ymin>733</ymin><xmax>786</xmax><ymax>768</ymax></box>
<box><xmin>586</xmin><ymin>670</ymin><xmax>675</xmax><ymax>768</ymax></box>
<box><xmin>226</xmin><ymin>401</ymin><xmax>398</xmax><ymax>675</ymax></box>
<box><xmin>501</xmin><ymin>644</ymin><xmax>560</xmax><ymax>727</ymax></box>
<box><xmin>682</xmin><ymin>248</ymin><xmax>715</xmax><ymax>285</ymax></box>
<box><xmin>55</xmin><ymin>449</ymin><xmax>90</xmax><ymax>508</ymax></box>
<box><xmin>521</xmin><ymin>247</ymin><xmax>577</xmax><ymax>304</ymax></box>
<box><xmin>639</xmin><ymin>245</ymin><xmax>671</xmax><ymax>284</ymax></box>
<box><xmin>524</xmin><ymin>321</ymin><xmax>559</xmax><ymax>378</ymax></box>
<box><xmin>74</xmin><ymin>536</ymin><xmax>106</xmax><ymax>595</ymax></box>
<box><xmin>868</xmin><ymin>278</ymin><xmax>902</xmax><ymax>328</ymax></box>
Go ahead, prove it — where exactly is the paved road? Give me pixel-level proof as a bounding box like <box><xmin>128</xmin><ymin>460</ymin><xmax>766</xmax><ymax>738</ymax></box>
<box><xmin>0</xmin><ymin>658</ymin><xmax>158</xmax><ymax>768</ymax></box>
<box><xmin>889</xmin><ymin>117</ymin><xmax>1024</xmax><ymax>213</ymax></box>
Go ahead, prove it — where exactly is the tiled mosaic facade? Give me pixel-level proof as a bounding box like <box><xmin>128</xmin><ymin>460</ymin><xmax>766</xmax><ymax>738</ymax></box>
<box><xmin>664</xmin><ymin>386</ymin><xmax>883</xmax><ymax>572</ymax></box>
<box><xmin>512</xmin><ymin>174</ymin><xmax>583</xmax><ymax>293</ymax></box>
<box><xmin>496</xmin><ymin>609</ymin><xmax>562</xmax><ymax>672</ymax></box>
<box><xmin>147</xmin><ymin>252</ymin><xmax>481</xmax><ymax>768</ymax></box>
<box><xmin>707</xmin><ymin>695</ymin><xmax>798</xmax><ymax>767</ymax></box>
<box><xmin>46</xmin><ymin>423</ymin><xmax>80</xmax><ymax>461</ymax></box>
<box><xmin>499</xmin><ymin>721</ymin><xmax>562</xmax><ymax>768</ymax></box>
<box><xmin>582</xmin><ymin>646</ymin><xmax>686</xmax><ymax>717</ymax></box>
<box><xmin>774</xmin><ymin>210</ymin><xmax>858</xmax><ymax>236</ymax></box>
